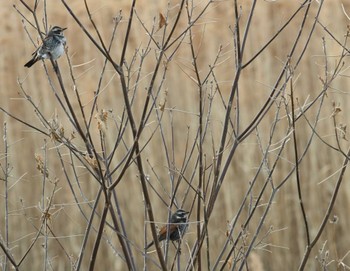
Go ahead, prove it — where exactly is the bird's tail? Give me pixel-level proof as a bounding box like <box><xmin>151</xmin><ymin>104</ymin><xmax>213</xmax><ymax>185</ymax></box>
<box><xmin>24</xmin><ymin>56</ymin><xmax>39</xmax><ymax>68</ymax></box>
<box><xmin>145</xmin><ymin>241</ymin><xmax>154</xmax><ymax>250</ymax></box>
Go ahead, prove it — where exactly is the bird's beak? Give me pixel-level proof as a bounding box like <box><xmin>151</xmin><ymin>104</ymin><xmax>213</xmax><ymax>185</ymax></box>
<box><xmin>62</xmin><ymin>27</ymin><xmax>67</xmax><ymax>31</ymax></box>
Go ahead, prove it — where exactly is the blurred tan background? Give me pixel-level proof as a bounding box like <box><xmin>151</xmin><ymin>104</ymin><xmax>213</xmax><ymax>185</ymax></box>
<box><xmin>1</xmin><ymin>0</ymin><xmax>350</xmax><ymax>270</ymax></box>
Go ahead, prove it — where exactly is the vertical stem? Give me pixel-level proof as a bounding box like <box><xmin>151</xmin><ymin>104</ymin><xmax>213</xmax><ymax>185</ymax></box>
<box><xmin>4</xmin><ymin>122</ymin><xmax>9</xmax><ymax>271</ymax></box>
<box><xmin>290</xmin><ymin>73</ymin><xmax>310</xmax><ymax>245</ymax></box>
<box><xmin>42</xmin><ymin>140</ymin><xmax>48</xmax><ymax>271</ymax></box>
<box><xmin>197</xmin><ymin>51</ymin><xmax>203</xmax><ymax>271</ymax></box>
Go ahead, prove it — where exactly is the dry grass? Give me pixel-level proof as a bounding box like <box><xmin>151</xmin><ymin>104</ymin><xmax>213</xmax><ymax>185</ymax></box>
<box><xmin>1</xmin><ymin>0</ymin><xmax>350</xmax><ymax>270</ymax></box>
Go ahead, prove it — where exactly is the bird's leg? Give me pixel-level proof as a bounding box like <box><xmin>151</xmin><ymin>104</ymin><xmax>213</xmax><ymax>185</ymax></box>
<box><xmin>172</xmin><ymin>240</ymin><xmax>182</xmax><ymax>254</ymax></box>
<box><xmin>177</xmin><ymin>241</ymin><xmax>182</xmax><ymax>255</ymax></box>
<box><xmin>53</xmin><ymin>60</ymin><xmax>58</xmax><ymax>73</ymax></box>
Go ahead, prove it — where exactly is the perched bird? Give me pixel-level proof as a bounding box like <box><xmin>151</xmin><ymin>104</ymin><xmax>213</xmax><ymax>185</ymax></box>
<box><xmin>145</xmin><ymin>209</ymin><xmax>189</xmax><ymax>250</ymax></box>
<box><xmin>24</xmin><ymin>26</ymin><xmax>67</xmax><ymax>68</ymax></box>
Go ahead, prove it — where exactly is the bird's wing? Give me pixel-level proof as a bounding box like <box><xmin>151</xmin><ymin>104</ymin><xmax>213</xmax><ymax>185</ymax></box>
<box><xmin>39</xmin><ymin>38</ymin><xmax>52</xmax><ymax>54</ymax></box>
<box><xmin>157</xmin><ymin>224</ymin><xmax>178</xmax><ymax>241</ymax></box>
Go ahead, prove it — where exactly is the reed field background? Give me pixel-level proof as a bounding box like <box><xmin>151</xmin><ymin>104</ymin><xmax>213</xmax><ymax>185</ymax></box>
<box><xmin>1</xmin><ymin>0</ymin><xmax>350</xmax><ymax>270</ymax></box>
